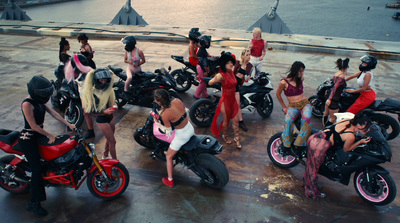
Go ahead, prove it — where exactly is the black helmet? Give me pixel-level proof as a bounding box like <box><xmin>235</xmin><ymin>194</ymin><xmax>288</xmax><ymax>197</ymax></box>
<box><xmin>359</xmin><ymin>55</ymin><xmax>377</xmax><ymax>72</ymax></box>
<box><xmin>71</xmin><ymin>54</ymin><xmax>90</xmax><ymax>75</ymax></box>
<box><xmin>199</xmin><ymin>35</ymin><xmax>211</xmax><ymax>48</ymax></box>
<box><xmin>27</xmin><ymin>76</ymin><xmax>53</xmax><ymax>104</ymax></box>
<box><xmin>122</xmin><ymin>36</ymin><xmax>136</xmax><ymax>51</ymax></box>
<box><xmin>93</xmin><ymin>68</ymin><xmax>112</xmax><ymax>90</ymax></box>
<box><xmin>189</xmin><ymin>28</ymin><xmax>201</xmax><ymax>43</ymax></box>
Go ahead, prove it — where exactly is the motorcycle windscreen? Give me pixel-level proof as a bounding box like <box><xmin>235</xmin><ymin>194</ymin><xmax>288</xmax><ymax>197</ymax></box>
<box><xmin>38</xmin><ymin>135</ymin><xmax>79</xmax><ymax>161</ymax></box>
<box><xmin>153</xmin><ymin>122</ymin><xmax>175</xmax><ymax>143</ymax></box>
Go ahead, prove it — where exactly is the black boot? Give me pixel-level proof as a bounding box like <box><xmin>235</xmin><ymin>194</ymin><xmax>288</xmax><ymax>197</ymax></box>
<box><xmin>323</xmin><ymin>116</ymin><xmax>329</xmax><ymax>127</ymax></box>
<box><xmin>26</xmin><ymin>202</ymin><xmax>48</xmax><ymax>217</ymax></box>
<box><xmin>325</xmin><ymin>121</ymin><xmax>333</xmax><ymax>127</ymax></box>
<box><xmin>239</xmin><ymin>120</ymin><xmax>248</xmax><ymax>132</ymax></box>
<box><xmin>84</xmin><ymin>129</ymin><xmax>95</xmax><ymax>139</ymax></box>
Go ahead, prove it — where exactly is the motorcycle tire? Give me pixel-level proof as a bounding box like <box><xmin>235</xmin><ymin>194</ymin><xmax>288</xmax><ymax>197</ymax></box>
<box><xmin>87</xmin><ymin>162</ymin><xmax>130</xmax><ymax>200</ymax></box>
<box><xmin>256</xmin><ymin>93</ymin><xmax>274</xmax><ymax>118</ymax></box>
<box><xmin>308</xmin><ymin>95</ymin><xmax>324</xmax><ymax>118</ymax></box>
<box><xmin>64</xmin><ymin>103</ymin><xmax>84</xmax><ymax>128</ymax></box>
<box><xmin>171</xmin><ymin>69</ymin><xmax>192</xmax><ymax>93</ymax></box>
<box><xmin>189</xmin><ymin>98</ymin><xmax>215</xmax><ymax>127</ymax></box>
<box><xmin>267</xmin><ymin>133</ymin><xmax>299</xmax><ymax>168</ymax></box>
<box><xmin>370</xmin><ymin>113</ymin><xmax>400</xmax><ymax>140</ymax></box>
<box><xmin>133</xmin><ymin>127</ymin><xmax>155</xmax><ymax>149</ymax></box>
<box><xmin>113</xmin><ymin>82</ymin><xmax>127</xmax><ymax>108</ymax></box>
<box><xmin>354</xmin><ymin>170</ymin><xmax>397</xmax><ymax>205</ymax></box>
<box><xmin>0</xmin><ymin>155</ymin><xmax>30</xmax><ymax>194</ymax></box>
<box><xmin>194</xmin><ymin>154</ymin><xmax>229</xmax><ymax>189</ymax></box>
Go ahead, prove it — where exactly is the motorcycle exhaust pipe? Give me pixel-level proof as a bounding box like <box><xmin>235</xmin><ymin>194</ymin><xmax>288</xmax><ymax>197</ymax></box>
<box><xmin>11</xmin><ymin>175</ymin><xmax>30</xmax><ymax>183</ymax></box>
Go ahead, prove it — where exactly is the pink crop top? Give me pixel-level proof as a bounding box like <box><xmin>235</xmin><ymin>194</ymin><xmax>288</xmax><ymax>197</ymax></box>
<box><xmin>282</xmin><ymin>79</ymin><xmax>303</xmax><ymax>97</ymax></box>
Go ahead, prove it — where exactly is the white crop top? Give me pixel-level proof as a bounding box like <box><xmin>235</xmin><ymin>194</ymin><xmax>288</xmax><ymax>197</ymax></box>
<box><xmin>357</xmin><ymin>71</ymin><xmax>373</xmax><ymax>87</ymax></box>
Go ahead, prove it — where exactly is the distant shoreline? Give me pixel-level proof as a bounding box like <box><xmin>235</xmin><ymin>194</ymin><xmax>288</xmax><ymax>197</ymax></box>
<box><xmin>0</xmin><ymin>0</ymin><xmax>75</xmax><ymax>10</ymax></box>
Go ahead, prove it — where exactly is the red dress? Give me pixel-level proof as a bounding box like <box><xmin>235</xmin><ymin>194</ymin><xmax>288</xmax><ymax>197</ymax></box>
<box><xmin>211</xmin><ymin>70</ymin><xmax>239</xmax><ymax>138</ymax></box>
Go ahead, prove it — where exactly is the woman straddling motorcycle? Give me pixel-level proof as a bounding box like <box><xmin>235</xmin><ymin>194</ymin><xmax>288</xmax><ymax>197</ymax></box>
<box><xmin>345</xmin><ymin>55</ymin><xmax>377</xmax><ymax>115</ymax></box>
<box><xmin>153</xmin><ymin>89</ymin><xmax>195</xmax><ymax>187</ymax></box>
<box><xmin>21</xmin><ymin>76</ymin><xmax>75</xmax><ymax>216</ymax></box>
<box><xmin>194</xmin><ymin>35</ymin><xmax>213</xmax><ymax>99</ymax></box>
<box><xmin>304</xmin><ymin>109</ymin><xmax>373</xmax><ymax>198</ymax></box>
<box><xmin>81</xmin><ymin>68</ymin><xmax>117</xmax><ymax>159</ymax></box>
<box><xmin>209</xmin><ymin>52</ymin><xmax>242</xmax><ymax>148</ymax></box>
<box><xmin>276</xmin><ymin>61</ymin><xmax>312</xmax><ymax>152</ymax></box>
<box><xmin>323</xmin><ymin>58</ymin><xmax>350</xmax><ymax>126</ymax></box>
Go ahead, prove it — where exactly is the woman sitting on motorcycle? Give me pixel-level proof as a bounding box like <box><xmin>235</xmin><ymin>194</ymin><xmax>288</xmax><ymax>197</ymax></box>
<box><xmin>276</xmin><ymin>61</ymin><xmax>312</xmax><ymax>152</ymax></box>
<box><xmin>304</xmin><ymin>109</ymin><xmax>373</xmax><ymax>198</ymax></box>
<box><xmin>21</xmin><ymin>76</ymin><xmax>75</xmax><ymax>216</ymax></box>
<box><xmin>82</xmin><ymin>68</ymin><xmax>117</xmax><ymax>159</ymax></box>
<box><xmin>153</xmin><ymin>89</ymin><xmax>195</xmax><ymax>187</ymax></box>
<box><xmin>345</xmin><ymin>55</ymin><xmax>377</xmax><ymax>115</ymax></box>
<box><xmin>323</xmin><ymin>58</ymin><xmax>350</xmax><ymax>126</ymax></box>
<box><xmin>209</xmin><ymin>52</ymin><xmax>241</xmax><ymax>148</ymax></box>
<box><xmin>188</xmin><ymin>28</ymin><xmax>201</xmax><ymax>67</ymax></box>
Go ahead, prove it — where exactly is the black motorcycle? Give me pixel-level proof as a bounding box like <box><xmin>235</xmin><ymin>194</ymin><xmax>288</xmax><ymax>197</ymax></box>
<box><xmin>267</xmin><ymin>122</ymin><xmax>397</xmax><ymax>205</ymax></box>
<box><xmin>189</xmin><ymin>72</ymin><xmax>274</xmax><ymax>127</ymax></box>
<box><xmin>170</xmin><ymin>55</ymin><xmax>220</xmax><ymax>93</ymax></box>
<box><xmin>51</xmin><ymin>64</ymin><xmax>85</xmax><ymax>128</ymax></box>
<box><xmin>308</xmin><ymin>78</ymin><xmax>400</xmax><ymax>140</ymax></box>
<box><xmin>134</xmin><ymin>105</ymin><xmax>229</xmax><ymax>189</ymax></box>
<box><xmin>109</xmin><ymin>65</ymin><xmax>180</xmax><ymax>108</ymax></box>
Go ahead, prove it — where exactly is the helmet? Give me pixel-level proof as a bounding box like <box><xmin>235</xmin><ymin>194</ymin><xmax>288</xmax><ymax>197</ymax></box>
<box><xmin>93</xmin><ymin>68</ymin><xmax>112</xmax><ymax>90</ymax></box>
<box><xmin>27</xmin><ymin>76</ymin><xmax>53</xmax><ymax>104</ymax></box>
<box><xmin>359</xmin><ymin>55</ymin><xmax>377</xmax><ymax>71</ymax></box>
<box><xmin>71</xmin><ymin>54</ymin><xmax>90</xmax><ymax>77</ymax></box>
<box><xmin>257</xmin><ymin>73</ymin><xmax>269</xmax><ymax>85</ymax></box>
<box><xmin>188</xmin><ymin>28</ymin><xmax>201</xmax><ymax>43</ymax></box>
<box><xmin>122</xmin><ymin>36</ymin><xmax>136</xmax><ymax>51</ymax></box>
<box><xmin>199</xmin><ymin>35</ymin><xmax>211</xmax><ymax>48</ymax></box>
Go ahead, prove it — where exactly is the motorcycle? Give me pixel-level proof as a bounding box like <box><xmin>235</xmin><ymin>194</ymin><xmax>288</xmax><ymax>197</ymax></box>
<box><xmin>170</xmin><ymin>55</ymin><xmax>220</xmax><ymax>93</ymax></box>
<box><xmin>189</xmin><ymin>72</ymin><xmax>274</xmax><ymax>127</ymax></box>
<box><xmin>50</xmin><ymin>64</ymin><xmax>85</xmax><ymax>128</ymax></box>
<box><xmin>0</xmin><ymin>128</ymin><xmax>129</xmax><ymax>200</ymax></box>
<box><xmin>133</xmin><ymin>105</ymin><xmax>229</xmax><ymax>189</ymax></box>
<box><xmin>109</xmin><ymin>65</ymin><xmax>180</xmax><ymax>108</ymax></box>
<box><xmin>308</xmin><ymin>78</ymin><xmax>400</xmax><ymax>140</ymax></box>
<box><xmin>267</xmin><ymin>121</ymin><xmax>397</xmax><ymax>205</ymax></box>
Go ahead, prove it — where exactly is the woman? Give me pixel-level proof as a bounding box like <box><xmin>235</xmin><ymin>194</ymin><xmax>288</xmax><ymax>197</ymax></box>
<box><xmin>345</xmin><ymin>55</ymin><xmax>377</xmax><ymax>115</ymax></box>
<box><xmin>304</xmin><ymin>109</ymin><xmax>373</xmax><ymax>198</ymax></box>
<box><xmin>209</xmin><ymin>52</ymin><xmax>241</xmax><ymax>148</ymax></box>
<box><xmin>59</xmin><ymin>37</ymin><xmax>70</xmax><ymax>65</ymax></box>
<box><xmin>248</xmin><ymin>27</ymin><xmax>267</xmax><ymax>77</ymax></box>
<box><xmin>21</xmin><ymin>76</ymin><xmax>75</xmax><ymax>216</ymax></box>
<box><xmin>154</xmin><ymin>89</ymin><xmax>195</xmax><ymax>187</ymax></box>
<box><xmin>77</xmin><ymin>33</ymin><xmax>96</xmax><ymax>69</ymax></box>
<box><xmin>194</xmin><ymin>35</ymin><xmax>212</xmax><ymax>99</ymax></box>
<box><xmin>323</xmin><ymin>58</ymin><xmax>350</xmax><ymax>126</ymax></box>
<box><xmin>188</xmin><ymin>27</ymin><xmax>201</xmax><ymax>67</ymax></box>
<box><xmin>122</xmin><ymin>36</ymin><xmax>146</xmax><ymax>100</ymax></box>
<box><xmin>233</xmin><ymin>49</ymin><xmax>254</xmax><ymax>131</ymax></box>
<box><xmin>276</xmin><ymin>61</ymin><xmax>312</xmax><ymax>151</ymax></box>
<box><xmin>82</xmin><ymin>68</ymin><xmax>117</xmax><ymax>159</ymax></box>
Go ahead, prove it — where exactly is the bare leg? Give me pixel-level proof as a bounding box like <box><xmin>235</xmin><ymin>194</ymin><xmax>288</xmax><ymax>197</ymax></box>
<box><xmin>328</xmin><ymin>108</ymin><xmax>339</xmax><ymax>124</ymax></box>
<box><xmin>97</xmin><ymin>119</ymin><xmax>116</xmax><ymax>159</ymax></box>
<box><xmin>166</xmin><ymin>148</ymin><xmax>179</xmax><ymax>179</ymax></box>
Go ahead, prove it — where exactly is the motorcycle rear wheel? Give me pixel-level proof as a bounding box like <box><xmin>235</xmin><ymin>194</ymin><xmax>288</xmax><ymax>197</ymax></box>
<box><xmin>354</xmin><ymin>170</ymin><xmax>397</xmax><ymax>205</ymax></box>
<box><xmin>0</xmin><ymin>155</ymin><xmax>30</xmax><ymax>194</ymax></box>
<box><xmin>370</xmin><ymin>113</ymin><xmax>400</xmax><ymax>140</ymax></box>
<box><xmin>194</xmin><ymin>154</ymin><xmax>229</xmax><ymax>189</ymax></box>
<box><xmin>308</xmin><ymin>95</ymin><xmax>324</xmax><ymax>118</ymax></box>
<box><xmin>171</xmin><ymin>69</ymin><xmax>192</xmax><ymax>93</ymax></box>
<box><xmin>256</xmin><ymin>93</ymin><xmax>274</xmax><ymax>118</ymax></box>
<box><xmin>189</xmin><ymin>98</ymin><xmax>215</xmax><ymax>127</ymax></box>
<box><xmin>87</xmin><ymin>162</ymin><xmax>129</xmax><ymax>200</ymax></box>
<box><xmin>64</xmin><ymin>103</ymin><xmax>84</xmax><ymax>128</ymax></box>
<box><xmin>267</xmin><ymin>133</ymin><xmax>299</xmax><ymax>168</ymax></box>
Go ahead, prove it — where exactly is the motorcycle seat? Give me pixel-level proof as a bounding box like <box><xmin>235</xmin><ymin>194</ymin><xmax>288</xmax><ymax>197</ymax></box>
<box><xmin>181</xmin><ymin>135</ymin><xmax>218</xmax><ymax>151</ymax></box>
<box><xmin>367</xmin><ymin>100</ymin><xmax>382</xmax><ymax>109</ymax></box>
<box><xmin>0</xmin><ymin>129</ymin><xmax>20</xmax><ymax>145</ymax></box>
<box><xmin>379</xmin><ymin>98</ymin><xmax>400</xmax><ymax>110</ymax></box>
<box><xmin>137</xmin><ymin>71</ymin><xmax>156</xmax><ymax>79</ymax></box>
<box><xmin>107</xmin><ymin>65</ymin><xmax>123</xmax><ymax>74</ymax></box>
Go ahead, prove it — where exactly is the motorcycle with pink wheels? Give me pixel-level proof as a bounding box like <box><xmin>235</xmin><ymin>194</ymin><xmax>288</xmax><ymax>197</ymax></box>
<box><xmin>267</xmin><ymin>121</ymin><xmax>396</xmax><ymax>205</ymax></box>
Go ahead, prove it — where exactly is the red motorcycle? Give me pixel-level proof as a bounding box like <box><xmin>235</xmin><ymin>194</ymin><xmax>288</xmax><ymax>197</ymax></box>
<box><xmin>0</xmin><ymin>129</ymin><xmax>129</xmax><ymax>200</ymax></box>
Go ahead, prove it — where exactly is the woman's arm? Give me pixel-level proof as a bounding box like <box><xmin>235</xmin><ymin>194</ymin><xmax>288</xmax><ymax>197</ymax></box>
<box><xmin>139</xmin><ymin>49</ymin><xmax>146</xmax><ymax>65</ymax></box>
<box><xmin>260</xmin><ymin>40</ymin><xmax>267</xmax><ymax>61</ymax></box>
<box><xmin>276</xmin><ymin>80</ymin><xmax>288</xmax><ymax>114</ymax></box>
<box><xmin>345</xmin><ymin>71</ymin><xmax>361</xmax><ymax>81</ymax></box>
<box><xmin>343</xmin><ymin>134</ymin><xmax>371</xmax><ymax>152</ymax></box>
<box><xmin>347</xmin><ymin>72</ymin><xmax>371</xmax><ymax>94</ymax></box>
<box><xmin>45</xmin><ymin>104</ymin><xmax>75</xmax><ymax>130</ymax></box>
<box><xmin>209</xmin><ymin>73</ymin><xmax>223</xmax><ymax>86</ymax></box>
<box><xmin>124</xmin><ymin>51</ymin><xmax>132</xmax><ymax>64</ymax></box>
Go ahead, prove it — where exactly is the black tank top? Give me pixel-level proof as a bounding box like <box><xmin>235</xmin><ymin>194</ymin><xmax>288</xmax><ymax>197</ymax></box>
<box><xmin>170</xmin><ymin>112</ymin><xmax>187</xmax><ymax>127</ymax></box>
<box><xmin>325</xmin><ymin>121</ymin><xmax>355</xmax><ymax>148</ymax></box>
<box><xmin>22</xmin><ymin>98</ymin><xmax>46</xmax><ymax>129</ymax></box>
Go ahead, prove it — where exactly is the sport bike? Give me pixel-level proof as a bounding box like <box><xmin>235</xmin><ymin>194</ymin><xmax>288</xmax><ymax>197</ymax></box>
<box><xmin>134</xmin><ymin>105</ymin><xmax>229</xmax><ymax>189</ymax></box>
<box><xmin>0</xmin><ymin>129</ymin><xmax>129</xmax><ymax>200</ymax></box>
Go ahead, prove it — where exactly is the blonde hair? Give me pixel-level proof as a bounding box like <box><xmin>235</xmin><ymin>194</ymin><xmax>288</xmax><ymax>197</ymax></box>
<box><xmin>240</xmin><ymin>49</ymin><xmax>250</xmax><ymax>65</ymax></box>
<box><xmin>253</xmin><ymin>27</ymin><xmax>262</xmax><ymax>35</ymax></box>
<box><xmin>81</xmin><ymin>69</ymin><xmax>115</xmax><ymax>113</ymax></box>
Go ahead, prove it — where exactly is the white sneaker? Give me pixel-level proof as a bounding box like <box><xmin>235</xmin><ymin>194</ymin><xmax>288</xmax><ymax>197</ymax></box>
<box><xmin>102</xmin><ymin>156</ymin><xmax>112</xmax><ymax>159</ymax></box>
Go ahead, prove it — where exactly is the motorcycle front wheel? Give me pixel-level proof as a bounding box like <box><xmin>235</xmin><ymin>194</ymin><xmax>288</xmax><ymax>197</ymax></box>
<box><xmin>256</xmin><ymin>93</ymin><xmax>274</xmax><ymax>118</ymax></box>
<box><xmin>87</xmin><ymin>162</ymin><xmax>130</xmax><ymax>200</ymax></box>
<box><xmin>194</xmin><ymin>154</ymin><xmax>229</xmax><ymax>189</ymax></box>
<box><xmin>189</xmin><ymin>98</ymin><xmax>215</xmax><ymax>127</ymax></box>
<box><xmin>171</xmin><ymin>69</ymin><xmax>192</xmax><ymax>93</ymax></box>
<box><xmin>370</xmin><ymin>113</ymin><xmax>400</xmax><ymax>140</ymax></box>
<box><xmin>0</xmin><ymin>155</ymin><xmax>30</xmax><ymax>194</ymax></box>
<box><xmin>113</xmin><ymin>82</ymin><xmax>127</xmax><ymax>108</ymax></box>
<box><xmin>64</xmin><ymin>102</ymin><xmax>84</xmax><ymax>128</ymax></box>
<box><xmin>354</xmin><ymin>170</ymin><xmax>397</xmax><ymax>205</ymax></box>
<box><xmin>267</xmin><ymin>133</ymin><xmax>299</xmax><ymax>168</ymax></box>
<box><xmin>308</xmin><ymin>95</ymin><xmax>324</xmax><ymax>118</ymax></box>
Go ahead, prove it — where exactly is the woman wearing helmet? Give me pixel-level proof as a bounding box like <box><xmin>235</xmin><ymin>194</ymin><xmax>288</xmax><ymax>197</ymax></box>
<box><xmin>188</xmin><ymin>27</ymin><xmax>201</xmax><ymax>67</ymax></box>
<box><xmin>345</xmin><ymin>55</ymin><xmax>377</xmax><ymax>115</ymax></box>
<box><xmin>82</xmin><ymin>68</ymin><xmax>118</xmax><ymax>159</ymax></box>
<box><xmin>209</xmin><ymin>52</ymin><xmax>242</xmax><ymax>148</ymax></box>
<box><xmin>194</xmin><ymin>35</ymin><xmax>213</xmax><ymax>99</ymax></box>
<box><xmin>122</xmin><ymin>35</ymin><xmax>146</xmax><ymax>100</ymax></box>
<box><xmin>59</xmin><ymin>37</ymin><xmax>70</xmax><ymax>65</ymax></box>
<box><xmin>77</xmin><ymin>33</ymin><xmax>96</xmax><ymax>69</ymax></box>
<box><xmin>20</xmin><ymin>76</ymin><xmax>75</xmax><ymax>216</ymax></box>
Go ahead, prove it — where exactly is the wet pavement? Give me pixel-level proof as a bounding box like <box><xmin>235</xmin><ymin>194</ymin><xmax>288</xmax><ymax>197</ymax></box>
<box><xmin>0</xmin><ymin>33</ymin><xmax>399</xmax><ymax>222</ymax></box>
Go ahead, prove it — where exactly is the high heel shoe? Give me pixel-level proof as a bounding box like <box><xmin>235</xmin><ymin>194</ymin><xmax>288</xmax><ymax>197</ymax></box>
<box><xmin>222</xmin><ymin>134</ymin><xmax>232</xmax><ymax>144</ymax></box>
<box><xmin>234</xmin><ymin>137</ymin><xmax>242</xmax><ymax>149</ymax></box>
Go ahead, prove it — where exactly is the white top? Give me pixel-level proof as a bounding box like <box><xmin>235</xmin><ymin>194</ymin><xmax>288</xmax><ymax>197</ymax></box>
<box><xmin>357</xmin><ymin>70</ymin><xmax>373</xmax><ymax>87</ymax></box>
